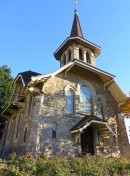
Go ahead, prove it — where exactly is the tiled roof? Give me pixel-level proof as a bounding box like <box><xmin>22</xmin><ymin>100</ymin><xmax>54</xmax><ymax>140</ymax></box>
<box><xmin>19</xmin><ymin>70</ymin><xmax>41</xmax><ymax>85</ymax></box>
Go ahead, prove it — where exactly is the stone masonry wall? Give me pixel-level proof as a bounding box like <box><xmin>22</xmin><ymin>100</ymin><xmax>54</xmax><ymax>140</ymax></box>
<box><xmin>29</xmin><ymin>68</ymin><xmax>120</xmax><ymax>157</ymax></box>
<box><xmin>1</xmin><ymin>68</ymin><xmax>121</xmax><ymax>158</ymax></box>
<box><xmin>117</xmin><ymin>114</ymin><xmax>130</xmax><ymax>158</ymax></box>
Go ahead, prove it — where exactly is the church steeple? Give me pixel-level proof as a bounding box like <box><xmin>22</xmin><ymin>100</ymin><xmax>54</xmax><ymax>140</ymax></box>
<box><xmin>54</xmin><ymin>2</ymin><xmax>101</xmax><ymax>67</ymax></box>
<box><xmin>70</xmin><ymin>11</ymin><xmax>83</xmax><ymax>38</ymax></box>
<box><xmin>70</xmin><ymin>1</ymin><xmax>83</xmax><ymax>38</ymax></box>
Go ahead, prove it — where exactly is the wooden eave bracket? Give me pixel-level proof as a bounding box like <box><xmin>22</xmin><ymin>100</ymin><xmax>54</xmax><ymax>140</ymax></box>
<box><xmin>65</xmin><ymin>63</ymin><xmax>74</xmax><ymax>77</ymax></box>
<box><xmin>12</xmin><ymin>102</ymin><xmax>25</xmax><ymax>108</ymax></box>
<box><xmin>28</xmin><ymin>87</ymin><xmax>41</xmax><ymax>94</ymax></box>
<box><xmin>104</xmin><ymin>79</ymin><xmax>114</xmax><ymax>89</ymax></box>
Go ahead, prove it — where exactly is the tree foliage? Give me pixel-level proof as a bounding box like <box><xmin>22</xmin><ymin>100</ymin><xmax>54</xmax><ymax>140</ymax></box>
<box><xmin>120</xmin><ymin>97</ymin><xmax>130</xmax><ymax>115</ymax></box>
<box><xmin>0</xmin><ymin>65</ymin><xmax>14</xmax><ymax>139</ymax></box>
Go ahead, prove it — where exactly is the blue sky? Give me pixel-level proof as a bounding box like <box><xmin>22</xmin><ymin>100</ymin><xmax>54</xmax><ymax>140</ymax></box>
<box><xmin>0</xmin><ymin>0</ymin><xmax>130</xmax><ymax>96</ymax></box>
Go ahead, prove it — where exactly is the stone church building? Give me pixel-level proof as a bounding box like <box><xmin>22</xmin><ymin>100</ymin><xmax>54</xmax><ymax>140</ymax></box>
<box><xmin>0</xmin><ymin>9</ymin><xmax>129</xmax><ymax>158</ymax></box>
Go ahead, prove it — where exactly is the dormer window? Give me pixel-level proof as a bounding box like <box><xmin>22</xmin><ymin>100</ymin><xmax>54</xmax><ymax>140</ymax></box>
<box><xmin>79</xmin><ymin>48</ymin><xmax>83</xmax><ymax>61</ymax></box>
<box><xmin>68</xmin><ymin>50</ymin><xmax>71</xmax><ymax>62</ymax></box>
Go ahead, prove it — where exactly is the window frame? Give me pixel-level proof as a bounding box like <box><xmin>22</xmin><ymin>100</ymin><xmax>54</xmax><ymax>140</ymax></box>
<box><xmin>79</xmin><ymin>48</ymin><xmax>83</xmax><ymax>61</ymax></box>
<box><xmin>80</xmin><ymin>85</ymin><xmax>92</xmax><ymax>114</ymax></box>
<box><xmin>66</xmin><ymin>89</ymin><xmax>74</xmax><ymax>115</ymax></box>
<box><xmin>52</xmin><ymin>122</ymin><xmax>57</xmax><ymax>139</ymax></box>
<box><xmin>86</xmin><ymin>52</ymin><xmax>91</xmax><ymax>64</ymax></box>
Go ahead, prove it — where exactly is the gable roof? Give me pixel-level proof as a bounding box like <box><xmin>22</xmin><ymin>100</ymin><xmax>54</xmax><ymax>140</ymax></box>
<box><xmin>70</xmin><ymin>115</ymin><xmax>116</xmax><ymax>136</ymax></box>
<box><xmin>70</xmin><ymin>115</ymin><xmax>103</xmax><ymax>132</ymax></box>
<box><xmin>30</xmin><ymin>59</ymin><xmax>126</xmax><ymax>104</ymax></box>
<box><xmin>15</xmin><ymin>70</ymin><xmax>41</xmax><ymax>86</ymax></box>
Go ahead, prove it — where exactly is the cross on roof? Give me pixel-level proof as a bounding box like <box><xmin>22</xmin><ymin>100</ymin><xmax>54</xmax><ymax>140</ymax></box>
<box><xmin>74</xmin><ymin>0</ymin><xmax>78</xmax><ymax>13</ymax></box>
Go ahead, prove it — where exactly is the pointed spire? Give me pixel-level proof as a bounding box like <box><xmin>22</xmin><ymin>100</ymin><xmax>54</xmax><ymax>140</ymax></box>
<box><xmin>70</xmin><ymin>1</ymin><xmax>83</xmax><ymax>38</ymax></box>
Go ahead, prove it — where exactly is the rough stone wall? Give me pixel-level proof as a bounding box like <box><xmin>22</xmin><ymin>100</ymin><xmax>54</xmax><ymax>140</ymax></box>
<box><xmin>117</xmin><ymin>114</ymin><xmax>130</xmax><ymax>158</ymax></box>
<box><xmin>1</xmin><ymin>68</ymin><xmax>121</xmax><ymax>158</ymax></box>
<box><xmin>0</xmin><ymin>121</ymin><xmax>8</xmax><ymax>157</ymax></box>
<box><xmin>29</xmin><ymin>69</ymin><xmax>120</xmax><ymax>157</ymax></box>
<box><xmin>2</xmin><ymin>113</ymin><xmax>32</xmax><ymax>157</ymax></box>
<box><xmin>1</xmin><ymin>94</ymin><xmax>35</xmax><ymax>158</ymax></box>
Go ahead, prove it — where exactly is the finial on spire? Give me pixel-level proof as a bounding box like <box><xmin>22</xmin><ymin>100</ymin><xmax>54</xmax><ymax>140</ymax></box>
<box><xmin>74</xmin><ymin>0</ymin><xmax>78</xmax><ymax>13</ymax></box>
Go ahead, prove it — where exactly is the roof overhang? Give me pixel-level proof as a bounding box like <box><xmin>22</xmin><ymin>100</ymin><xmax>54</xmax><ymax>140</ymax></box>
<box><xmin>1</xmin><ymin>102</ymin><xmax>25</xmax><ymax>117</ymax></box>
<box><xmin>73</xmin><ymin>59</ymin><xmax>115</xmax><ymax>82</ymax></box>
<box><xmin>54</xmin><ymin>36</ymin><xmax>101</xmax><ymax>60</ymax></box>
<box><xmin>14</xmin><ymin>74</ymin><xmax>25</xmax><ymax>86</ymax></box>
<box><xmin>28</xmin><ymin>59</ymin><xmax>126</xmax><ymax>104</ymax></box>
<box><xmin>107</xmin><ymin>81</ymin><xmax>126</xmax><ymax>104</ymax></box>
<box><xmin>29</xmin><ymin>73</ymin><xmax>52</xmax><ymax>86</ymax></box>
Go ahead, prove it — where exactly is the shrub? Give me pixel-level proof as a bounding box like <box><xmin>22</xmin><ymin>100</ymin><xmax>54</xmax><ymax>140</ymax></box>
<box><xmin>0</xmin><ymin>154</ymin><xmax>130</xmax><ymax>176</ymax></box>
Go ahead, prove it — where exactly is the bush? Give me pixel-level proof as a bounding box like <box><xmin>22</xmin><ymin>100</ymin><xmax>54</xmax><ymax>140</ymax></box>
<box><xmin>0</xmin><ymin>154</ymin><xmax>130</xmax><ymax>176</ymax></box>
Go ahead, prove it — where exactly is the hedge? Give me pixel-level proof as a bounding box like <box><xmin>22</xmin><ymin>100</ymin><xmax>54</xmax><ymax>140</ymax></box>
<box><xmin>0</xmin><ymin>153</ymin><xmax>130</xmax><ymax>176</ymax></box>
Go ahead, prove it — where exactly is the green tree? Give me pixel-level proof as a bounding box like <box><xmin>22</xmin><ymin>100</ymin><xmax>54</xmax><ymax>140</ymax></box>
<box><xmin>0</xmin><ymin>65</ymin><xmax>14</xmax><ymax>139</ymax></box>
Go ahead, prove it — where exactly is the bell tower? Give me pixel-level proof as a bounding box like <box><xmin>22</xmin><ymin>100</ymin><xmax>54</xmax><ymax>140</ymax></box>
<box><xmin>54</xmin><ymin>1</ymin><xmax>101</xmax><ymax>67</ymax></box>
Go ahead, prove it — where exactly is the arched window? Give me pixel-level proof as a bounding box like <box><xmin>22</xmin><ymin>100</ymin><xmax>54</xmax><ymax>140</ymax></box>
<box><xmin>97</xmin><ymin>97</ymin><xmax>103</xmax><ymax>118</ymax></box>
<box><xmin>80</xmin><ymin>86</ymin><xmax>92</xmax><ymax>114</ymax></box>
<box><xmin>68</xmin><ymin>50</ymin><xmax>71</xmax><ymax>62</ymax></box>
<box><xmin>86</xmin><ymin>52</ymin><xmax>90</xmax><ymax>64</ymax></box>
<box><xmin>66</xmin><ymin>89</ymin><xmax>74</xmax><ymax>115</ymax></box>
<box><xmin>79</xmin><ymin>48</ymin><xmax>83</xmax><ymax>61</ymax></box>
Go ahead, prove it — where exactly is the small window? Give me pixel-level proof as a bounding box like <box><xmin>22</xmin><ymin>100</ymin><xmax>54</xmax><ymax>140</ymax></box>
<box><xmin>86</xmin><ymin>52</ymin><xmax>90</xmax><ymax>64</ymax></box>
<box><xmin>52</xmin><ymin>122</ymin><xmax>57</xmax><ymax>139</ymax></box>
<box><xmin>68</xmin><ymin>50</ymin><xmax>71</xmax><ymax>62</ymax></box>
<box><xmin>23</xmin><ymin>127</ymin><xmax>28</xmax><ymax>143</ymax></box>
<box><xmin>97</xmin><ymin>97</ymin><xmax>103</xmax><ymax>118</ymax></box>
<box><xmin>80</xmin><ymin>85</ymin><xmax>92</xmax><ymax>114</ymax></box>
<box><xmin>79</xmin><ymin>49</ymin><xmax>83</xmax><ymax>61</ymax></box>
<box><xmin>66</xmin><ymin>89</ymin><xmax>74</xmax><ymax>115</ymax></box>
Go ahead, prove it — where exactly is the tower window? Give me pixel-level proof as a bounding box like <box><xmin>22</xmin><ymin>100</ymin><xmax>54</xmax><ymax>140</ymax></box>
<box><xmin>66</xmin><ymin>89</ymin><xmax>74</xmax><ymax>115</ymax></box>
<box><xmin>79</xmin><ymin>49</ymin><xmax>83</xmax><ymax>61</ymax></box>
<box><xmin>80</xmin><ymin>85</ymin><xmax>92</xmax><ymax>114</ymax></box>
<box><xmin>68</xmin><ymin>50</ymin><xmax>71</xmax><ymax>62</ymax></box>
<box><xmin>62</xmin><ymin>55</ymin><xmax>66</xmax><ymax>66</ymax></box>
<box><xmin>86</xmin><ymin>52</ymin><xmax>91</xmax><ymax>64</ymax></box>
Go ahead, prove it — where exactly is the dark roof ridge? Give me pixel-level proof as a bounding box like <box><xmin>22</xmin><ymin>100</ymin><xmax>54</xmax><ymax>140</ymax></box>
<box><xmin>15</xmin><ymin>70</ymin><xmax>41</xmax><ymax>85</ymax></box>
<box><xmin>19</xmin><ymin>70</ymin><xmax>41</xmax><ymax>75</ymax></box>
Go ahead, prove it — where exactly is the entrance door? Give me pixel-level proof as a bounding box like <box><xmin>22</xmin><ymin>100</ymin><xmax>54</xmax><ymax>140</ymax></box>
<box><xmin>81</xmin><ymin>126</ymin><xmax>94</xmax><ymax>155</ymax></box>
